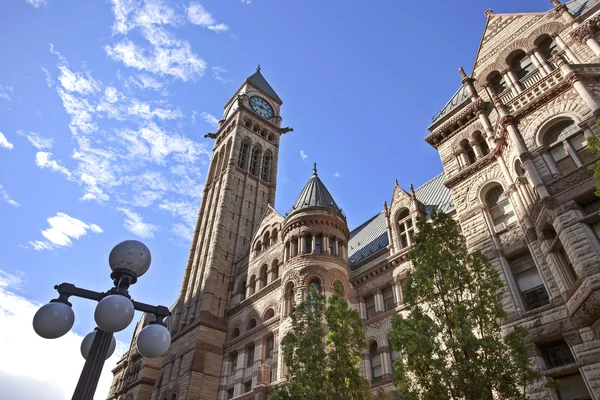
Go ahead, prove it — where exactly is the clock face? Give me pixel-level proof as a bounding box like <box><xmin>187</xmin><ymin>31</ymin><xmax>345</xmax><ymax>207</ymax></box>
<box><xmin>250</xmin><ymin>96</ymin><xmax>274</xmax><ymax>119</ymax></box>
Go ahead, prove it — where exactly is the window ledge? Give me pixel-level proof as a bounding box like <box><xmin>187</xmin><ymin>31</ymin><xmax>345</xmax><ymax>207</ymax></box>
<box><xmin>542</xmin><ymin>362</ymin><xmax>581</xmax><ymax>378</ymax></box>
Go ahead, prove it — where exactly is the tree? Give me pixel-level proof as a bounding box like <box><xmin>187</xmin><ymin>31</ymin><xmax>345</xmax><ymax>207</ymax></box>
<box><xmin>389</xmin><ymin>210</ymin><xmax>539</xmax><ymax>400</ymax></box>
<box><xmin>587</xmin><ymin>133</ymin><xmax>600</xmax><ymax>196</ymax></box>
<box><xmin>271</xmin><ymin>284</ymin><xmax>371</xmax><ymax>400</ymax></box>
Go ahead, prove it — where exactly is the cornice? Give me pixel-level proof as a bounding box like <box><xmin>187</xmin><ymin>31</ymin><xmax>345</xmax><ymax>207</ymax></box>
<box><xmin>444</xmin><ymin>149</ymin><xmax>498</xmax><ymax>189</ymax></box>
<box><xmin>426</xmin><ymin>98</ymin><xmax>486</xmax><ymax>148</ymax></box>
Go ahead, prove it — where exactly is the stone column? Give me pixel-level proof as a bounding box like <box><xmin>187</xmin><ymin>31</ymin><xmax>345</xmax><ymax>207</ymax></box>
<box><xmin>528</xmin><ymin>49</ymin><xmax>549</xmax><ymax>76</ymax></box>
<box><xmin>496</xmin><ymin>155</ymin><xmax>532</xmax><ymax>230</ymax></box>
<box><xmin>234</xmin><ymin>349</ymin><xmax>246</xmax><ymax>396</ymax></box>
<box><xmin>299</xmin><ymin>236</ymin><xmax>305</xmax><ymax>255</ymax></box>
<box><xmin>542</xmin><ymin>151</ymin><xmax>561</xmax><ymax>178</ymax></box>
<box><xmin>380</xmin><ymin>347</ymin><xmax>392</xmax><ymax>377</ymax></box>
<box><xmin>374</xmin><ymin>288</ymin><xmax>384</xmax><ymax>313</ymax></box>
<box><xmin>394</xmin><ymin>280</ymin><xmax>403</xmax><ymax>305</ymax></box>
<box><xmin>363</xmin><ymin>352</ymin><xmax>373</xmax><ymax>383</ymax></box>
<box><xmin>555</xmin><ymin>52</ymin><xmax>600</xmax><ymax>114</ymax></box>
<box><xmin>470</xmin><ymin>140</ymin><xmax>483</xmax><ymax>158</ymax></box>
<box><xmin>503</xmin><ymin>68</ymin><xmax>522</xmax><ymax>94</ymax></box>
<box><xmin>312</xmin><ymin>234</ymin><xmax>316</xmax><ymax>253</ymax></box>
<box><xmin>586</xmin><ymin>33</ymin><xmax>600</xmax><ymax>57</ymax></box>
<box><xmin>359</xmin><ymin>296</ymin><xmax>367</xmax><ymax>320</ymax></box>
<box><xmin>255</xmin><ymin>338</ymin><xmax>265</xmax><ymax>367</ymax></box>
<box><xmin>323</xmin><ymin>236</ymin><xmax>329</xmax><ymax>254</ymax></box>
<box><xmin>554</xmin><ymin>34</ymin><xmax>580</xmax><ymax>63</ymax></box>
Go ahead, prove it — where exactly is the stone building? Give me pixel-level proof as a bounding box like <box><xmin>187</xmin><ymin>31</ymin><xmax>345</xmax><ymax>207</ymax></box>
<box><xmin>108</xmin><ymin>1</ymin><xmax>600</xmax><ymax>399</ymax></box>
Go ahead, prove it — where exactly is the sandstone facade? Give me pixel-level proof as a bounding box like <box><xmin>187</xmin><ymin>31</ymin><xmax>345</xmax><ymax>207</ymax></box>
<box><xmin>108</xmin><ymin>2</ymin><xmax>600</xmax><ymax>399</ymax></box>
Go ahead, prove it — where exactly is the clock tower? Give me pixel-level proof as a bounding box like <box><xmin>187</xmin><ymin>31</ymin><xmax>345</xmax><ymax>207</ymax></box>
<box><xmin>109</xmin><ymin>67</ymin><xmax>288</xmax><ymax>400</ymax></box>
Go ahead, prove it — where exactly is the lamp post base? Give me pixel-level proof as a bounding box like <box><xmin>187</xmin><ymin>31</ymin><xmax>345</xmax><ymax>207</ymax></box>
<box><xmin>72</xmin><ymin>329</ymin><xmax>113</xmax><ymax>400</ymax></box>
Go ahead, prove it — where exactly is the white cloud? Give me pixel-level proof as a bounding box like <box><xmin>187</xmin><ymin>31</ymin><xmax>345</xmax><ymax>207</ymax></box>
<box><xmin>28</xmin><ymin>212</ymin><xmax>103</xmax><ymax>251</ymax></box>
<box><xmin>300</xmin><ymin>150</ymin><xmax>308</xmax><ymax>161</ymax></box>
<box><xmin>25</xmin><ymin>132</ymin><xmax>53</xmax><ymax>150</ymax></box>
<box><xmin>187</xmin><ymin>3</ymin><xmax>229</xmax><ymax>32</ymax></box>
<box><xmin>0</xmin><ymin>184</ymin><xmax>20</xmax><ymax>207</ymax></box>
<box><xmin>35</xmin><ymin>152</ymin><xmax>73</xmax><ymax>179</ymax></box>
<box><xmin>0</xmin><ymin>85</ymin><xmax>14</xmax><ymax>102</ymax></box>
<box><xmin>0</xmin><ymin>132</ymin><xmax>14</xmax><ymax>150</ymax></box>
<box><xmin>41</xmin><ymin>67</ymin><xmax>55</xmax><ymax>88</ymax></box>
<box><xmin>58</xmin><ymin>65</ymin><xmax>101</xmax><ymax>95</ymax></box>
<box><xmin>159</xmin><ymin>200</ymin><xmax>197</xmax><ymax>225</ymax></box>
<box><xmin>200</xmin><ymin>111</ymin><xmax>219</xmax><ymax>128</ymax></box>
<box><xmin>333</xmin><ymin>172</ymin><xmax>341</xmax><ymax>178</ymax></box>
<box><xmin>240</xmin><ymin>0</ymin><xmax>252</xmax><ymax>4</ymax></box>
<box><xmin>25</xmin><ymin>0</ymin><xmax>48</xmax><ymax>7</ymax></box>
<box><xmin>0</xmin><ymin>269</ymin><xmax>126</xmax><ymax>400</ymax></box>
<box><xmin>127</xmin><ymin>99</ymin><xmax>182</xmax><ymax>120</ymax></box>
<box><xmin>128</xmin><ymin>74</ymin><xmax>163</xmax><ymax>90</ymax></box>
<box><xmin>172</xmin><ymin>223</ymin><xmax>192</xmax><ymax>241</ymax></box>
<box><xmin>212</xmin><ymin>66</ymin><xmax>231</xmax><ymax>84</ymax></box>
<box><xmin>117</xmin><ymin>207</ymin><xmax>159</xmax><ymax>238</ymax></box>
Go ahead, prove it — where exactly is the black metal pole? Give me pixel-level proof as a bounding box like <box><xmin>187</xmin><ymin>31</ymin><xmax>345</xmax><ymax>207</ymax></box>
<box><xmin>71</xmin><ymin>329</ymin><xmax>113</xmax><ymax>400</ymax></box>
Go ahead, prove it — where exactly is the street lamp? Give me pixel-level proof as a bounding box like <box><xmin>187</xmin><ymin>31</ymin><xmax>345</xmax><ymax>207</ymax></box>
<box><xmin>32</xmin><ymin>240</ymin><xmax>172</xmax><ymax>400</ymax></box>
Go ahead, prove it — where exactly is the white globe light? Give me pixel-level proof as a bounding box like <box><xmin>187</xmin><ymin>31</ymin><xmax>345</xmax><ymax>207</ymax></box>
<box><xmin>136</xmin><ymin>323</ymin><xmax>171</xmax><ymax>358</ymax></box>
<box><xmin>32</xmin><ymin>302</ymin><xmax>75</xmax><ymax>339</ymax></box>
<box><xmin>109</xmin><ymin>240</ymin><xmax>151</xmax><ymax>278</ymax></box>
<box><xmin>94</xmin><ymin>294</ymin><xmax>135</xmax><ymax>333</ymax></box>
<box><xmin>81</xmin><ymin>330</ymin><xmax>117</xmax><ymax>360</ymax></box>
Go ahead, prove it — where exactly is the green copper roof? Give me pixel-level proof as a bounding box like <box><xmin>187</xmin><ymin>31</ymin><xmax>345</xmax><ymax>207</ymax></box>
<box><xmin>289</xmin><ymin>163</ymin><xmax>343</xmax><ymax>216</ymax></box>
<box><xmin>246</xmin><ymin>67</ymin><xmax>282</xmax><ymax>104</ymax></box>
<box><xmin>430</xmin><ymin>85</ymin><xmax>471</xmax><ymax>125</ymax></box>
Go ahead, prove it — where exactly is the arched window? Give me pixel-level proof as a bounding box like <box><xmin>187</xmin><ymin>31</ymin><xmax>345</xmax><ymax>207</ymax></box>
<box><xmin>272</xmin><ymin>229</ymin><xmax>278</xmax><ymax>243</ymax></box>
<box><xmin>396</xmin><ymin>209</ymin><xmax>414</xmax><ymax>250</ymax></box>
<box><xmin>284</xmin><ymin>282</ymin><xmax>295</xmax><ymax>317</ymax></box>
<box><xmin>171</xmin><ymin>394</ymin><xmax>177</xmax><ymax>400</ymax></box>
<box><xmin>238</xmin><ymin>281</ymin><xmax>246</xmax><ymax>301</ymax></box>
<box><xmin>263</xmin><ymin>231</ymin><xmax>271</xmax><ymax>248</ymax></box>
<box><xmin>474</xmin><ymin>131</ymin><xmax>490</xmax><ymax>156</ymax></box>
<box><xmin>238</xmin><ymin>141</ymin><xmax>250</xmax><ymax>170</ymax></box>
<box><xmin>261</xmin><ymin>151</ymin><xmax>272</xmax><ymax>182</ymax></box>
<box><xmin>461</xmin><ymin>139</ymin><xmax>476</xmax><ymax>164</ymax></box>
<box><xmin>249</xmin><ymin>146</ymin><xmax>261</xmax><ymax>176</ymax></box>
<box><xmin>232</xmin><ymin>327</ymin><xmax>240</xmax><ymax>339</ymax></box>
<box><xmin>510</xmin><ymin>50</ymin><xmax>534</xmax><ymax>80</ymax></box>
<box><xmin>333</xmin><ymin>281</ymin><xmax>344</xmax><ymax>294</ymax></box>
<box><xmin>255</xmin><ymin>241</ymin><xmax>262</xmax><ymax>257</ymax></box>
<box><xmin>370</xmin><ymin>341</ymin><xmax>382</xmax><ymax>383</ymax></box>
<box><xmin>544</xmin><ymin>119</ymin><xmax>592</xmax><ymax>175</ymax></box>
<box><xmin>263</xmin><ymin>308</ymin><xmax>275</xmax><ymax>321</ymax></box>
<box><xmin>259</xmin><ymin>264</ymin><xmax>268</xmax><ymax>289</ymax></box>
<box><xmin>248</xmin><ymin>276</ymin><xmax>256</xmax><ymax>296</ymax></box>
<box><xmin>308</xmin><ymin>279</ymin><xmax>322</xmax><ymax>295</ymax></box>
<box><xmin>485</xmin><ymin>184</ymin><xmax>516</xmax><ymax>231</ymax></box>
<box><xmin>271</xmin><ymin>260</ymin><xmax>279</xmax><ymax>280</ymax></box>
<box><xmin>538</xmin><ymin>35</ymin><xmax>559</xmax><ymax>67</ymax></box>
<box><xmin>487</xmin><ymin>71</ymin><xmax>507</xmax><ymax>94</ymax></box>
<box><xmin>247</xmin><ymin>318</ymin><xmax>257</xmax><ymax>330</ymax></box>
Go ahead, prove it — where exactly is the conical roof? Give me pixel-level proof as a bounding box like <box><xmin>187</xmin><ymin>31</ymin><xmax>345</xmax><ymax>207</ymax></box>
<box><xmin>246</xmin><ymin>66</ymin><xmax>282</xmax><ymax>104</ymax></box>
<box><xmin>289</xmin><ymin>163</ymin><xmax>344</xmax><ymax>217</ymax></box>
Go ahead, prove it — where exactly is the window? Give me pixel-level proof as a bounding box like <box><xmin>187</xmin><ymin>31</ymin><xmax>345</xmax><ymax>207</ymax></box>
<box><xmin>230</xmin><ymin>352</ymin><xmax>238</xmax><ymax>373</ymax></box>
<box><xmin>261</xmin><ymin>151</ymin><xmax>272</xmax><ymax>182</ymax></box>
<box><xmin>244</xmin><ymin>381</ymin><xmax>252</xmax><ymax>393</ymax></box>
<box><xmin>227</xmin><ymin>388</ymin><xmax>234</xmax><ymax>399</ymax></box>
<box><xmin>474</xmin><ymin>131</ymin><xmax>490</xmax><ymax>156</ymax></box>
<box><xmin>255</xmin><ymin>241</ymin><xmax>262</xmax><ymax>257</ymax></box>
<box><xmin>509</xmin><ymin>252</ymin><xmax>550</xmax><ymax>311</ymax></box>
<box><xmin>555</xmin><ymin>245</ymin><xmax>577</xmax><ymax>288</ymax></box>
<box><xmin>541</xmin><ymin>340</ymin><xmax>575</xmax><ymax>369</ymax></box>
<box><xmin>555</xmin><ymin>374</ymin><xmax>592</xmax><ymax>400</ymax></box>
<box><xmin>247</xmin><ymin>344</ymin><xmax>255</xmax><ymax>367</ymax></box>
<box><xmin>485</xmin><ymin>184</ymin><xmax>517</xmax><ymax>230</ymax></box>
<box><xmin>259</xmin><ymin>265</ymin><xmax>268</xmax><ymax>289</ymax></box>
<box><xmin>305</xmin><ymin>235</ymin><xmax>313</xmax><ymax>253</ymax></box>
<box><xmin>544</xmin><ymin>120</ymin><xmax>589</xmax><ymax>175</ymax></box>
<box><xmin>248</xmin><ymin>276</ymin><xmax>256</xmax><ymax>296</ymax></box>
<box><xmin>272</xmin><ymin>229</ymin><xmax>278</xmax><ymax>243</ymax></box>
<box><xmin>383</xmin><ymin>286</ymin><xmax>395</xmax><ymax>312</ymax></box>
<box><xmin>247</xmin><ymin>318</ymin><xmax>257</xmax><ymax>330</ymax></box>
<box><xmin>265</xmin><ymin>334</ymin><xmax>274</xmax><ymax>357</ymax></box>
<box><xmin>263</xmin><ymin>231</ymin><xmax>271</xmax><ymax>248</ymax></box>
<box><xmin>510</xmin><ymin>50</ymin><xmax>534</xmax><ymax>80</ymax></box>
<box><xmin>365</xmin><ymin>294</ymin><xmax>376</xmax><ymax>320</ymax></box>
<box><xmin>238</xmin><ymin>281</ymin><xmax>246</xmax><ymax>301</ymax></box>
<box><xmin>488</xmin><ymin>71</ymin><xmax>507</xmax><ymax>94</ymax></box>
<box><xmin>315</xmin><ymin>235</ymin><xmax>322</xmax><ymax>254</ymax></box>
<box><xmin>461</xmin><ymin>139</ymin><xmax>476</xmax><ymax>164</ymax></box>
<box><xmin>309</xmin><ymin>279</ymin><xmax>322</xmax><ymax>295</ymax></box>
<box><xmin>329</xmin><ymin>237</ymin><xmax>335</xmax><ymax>255</ymax></box>
<box><xmin>249</xmin><ymin>146</ymin><xmax>261</xmax><ymax>176</ymax></box>
<box><xmin>284</xmin><ymin>282</ymin><xmax>295</xmax><ymax>317</ymax></box>
<box><xmin>263</xmin><ymin>308</ymin><xmax>275</xmax><ymax>321</ymax></box>
<box><xmin>238</xmin><ymin>141</ymin><xmax>249</xmax><ymax>170</ymax></box>
<box><xmin>397</xmin><ymin>209</ymin><xmax>414</xmax><ymax>249</ymax></box>
<box><xmin>232</xmin><ymin>327</ymin><xmax>240</xmax><ymax>339</ymax></box>
<box><xmin>271</xmin><ymin>261</ymin><xmax>279</xmax><ymax>280</ymax></box>
<box><xmin>538</xmin><ymin>35</ymin><xmax>559</xmax><ymax>67</ymax></box>
<box><xmin>370</xmin><ymin>342</ymin><xmax>382</xmax><ymax>383</ymax></box>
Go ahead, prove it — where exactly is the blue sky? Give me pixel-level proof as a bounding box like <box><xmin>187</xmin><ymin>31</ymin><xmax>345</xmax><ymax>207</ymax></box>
<box><xmin>0</xmin><ymin>0</ymin><xmax>551</xmax><ymax>398</ymax></box>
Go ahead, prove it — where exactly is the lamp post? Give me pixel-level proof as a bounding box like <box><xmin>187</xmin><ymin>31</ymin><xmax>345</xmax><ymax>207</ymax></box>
<box><xmin>32</xmin><ymin>240</ymin><xmax>172</xmax><ymax>400</ymax></box>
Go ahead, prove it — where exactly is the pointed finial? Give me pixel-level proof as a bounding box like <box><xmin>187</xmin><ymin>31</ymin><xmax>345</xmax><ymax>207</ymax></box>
<box><xmin>313</xmin><ymin>162</ymin><xmax>317</xmax><ymax>176</ymax></box>
<box><xmin>484</xmin><ymin>9</ymin><xmax>493</xmax><ymax>17</ymax></box>
<box><xmin>395</xmin><ymin>179</ymin><xmax>399</xmax><ymax>186</ymax></box>
<box><xmin>410</xmin><ymin>183</ymin><xmax>416</xmax><ymax>196</ymax></box>
<box><xmin>550</xmin><ymin>0</ymin><xmax>561</xmax><ymax>7</ymax></box>
<box><xmin>257</xmin><ymin>64</ymin><xmax>261</xmax><ymax>72</ymax></box>
<box><xmin>459</xmin><ymin>67</ymin><xmax>468</xmax><ymax>80</ymax></box>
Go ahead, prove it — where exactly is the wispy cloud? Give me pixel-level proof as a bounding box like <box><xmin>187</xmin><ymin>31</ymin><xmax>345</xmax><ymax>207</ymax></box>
<box><xmin>40</xmin><ymin>67</ymin><xmax>55</xmax><ymax>88</ymax></box>
<box><xmin>0</xmin><ymin>85</ymin><xmax>13</xmax><ymax>102</ymax></box>
<box><xmin>57</xmin><ymin>66</ymin><xmax>101</xmax><ymax>95</ymax></box>
<box><xmin>35</xmin><ymin>152</ymin><xmax>72</xmax><ymax>178</ymax></box>
<box><xmin>187</xmin><ymin>3</ymin><xmax>229</xmax><ymax>32</ymax></box>
<box><xmin>0</xmin><ymin>132</ymin><xmax>13</xmax><ymax>150</ymax></box>
<box><xmin>0</xmin><ymin>184</ymin><xmax>20</xmax><ymax>207</ymax></box>
<box><xmin>212</xmin><ymin>66</ymin><xmax>231</xmax><ymax>83</ymax></box>
<box><xmin>240</xmin><ymin>0</ymin><xmax>252</xmax><ymax>4</ymax></box>
<box><xmin>200</xmin><ymin>112</ymin><xmax>219</xmax><ymax>128</ymax></box>
<box><xmin>21</xmin><ymin>131</ymin><xmax>53</xmax><ymax>150</ymax></box>
<box><xmin>300</xmin><ymin>150</ymin><xmax>308</xmax><ymax>161</ymax></box>
<box><xmin>117</xmin><ymin>207</ymin><xmax>159</xmax><ymax>238</ymax></box>
<box><xmin>25</xmin><ymin>0</ymin><xmax>48</xmax><ymax>8</ymax></box>
<box><xmin>333</xmin><ymin>172</ymin><xmax>341</xmax><ymax>178</ymax></box>
<box><xmin>28</xmin><ymin>212</ymin><xmax>102</xmax><ymax>251</ymax></box>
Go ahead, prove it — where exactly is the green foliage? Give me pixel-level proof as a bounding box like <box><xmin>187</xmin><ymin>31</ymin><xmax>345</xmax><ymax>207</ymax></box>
<box><xmin>389</xmin><ymin>210</ymin><xmax>539</xmax><ymax>400</ymax></box>
<box><xmin>271</xmin><ymin>284</ymin><xmax>371</xmax><ymax>400</ymax></box>
<box><xmin>587</xmin><ymin>133</ymin><xmax>600</xmax><ymax>197</ymax></box>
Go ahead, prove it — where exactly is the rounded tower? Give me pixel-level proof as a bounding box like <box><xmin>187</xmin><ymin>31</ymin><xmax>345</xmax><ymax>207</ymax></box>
<box><xmin>279</xmin><ymin>164</ymin><xmax>351</xmax><ymax>321</ymax></box>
